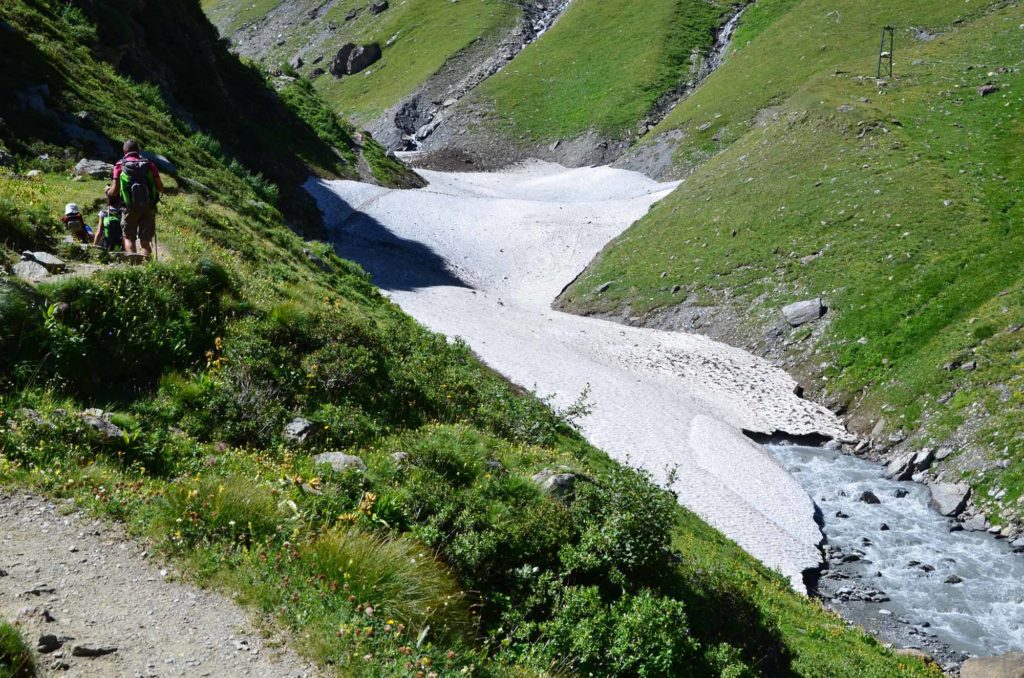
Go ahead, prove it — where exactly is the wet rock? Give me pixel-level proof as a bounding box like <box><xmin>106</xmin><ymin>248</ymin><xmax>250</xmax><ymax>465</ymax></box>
<box><xmin>960</xmin><ymin>653</ymin><xmax>1024</xmax><ymax>678</ymax></box>
<box><xmin>23</xmin><ymin>251</ymin><xmax>67</xmax><ymax>273</ymax></box>
<box><xmin>531</xmin><ymin>469</ymin><xmax>578</xmax><ymax>503</ymax></box>
<box><xmin>928</xmin><ymin>482</ymin><xmax>970</xmax><ymax>517</ymax></box>
<box><xmin>782</xmin><ymin>298</ymin><xmax>825</xmax><ymax>326</ymax></box>
<box><xmin>73</xmin><ymin>158</ymin><xmax>114</xmax><ymax>179</ymax></box>
<box><xmin>963</xmin><ymin>514</ymin><xmax>988</xmax><ymax>531</ymax></box>
<box><xmin>72</xmin><ymin>644</ymin><xmax>117</xmax><ymax>657</ymax></box>
<box><xmin>835</xmin><ymin>510</ymin><xmax>849</xmax><ymax>519</ymax></box>
<box><xmin>858</xmin><ymin>490</ymin><xmax>881</xmax><ymax>505</ymax></box>
<box><xmin>893</xmin><ymin>487</ymin><xmax>910</xmax><ymax>498</ymax></box>
<box><xmin>943</xmin><ymin>574</ymin><xmax>963</xmax><ymax>584</ymax></box>
<box><xmin>283</xmin><ymin>417</ymin><xmax>315</xmax><ymax>445</ymax></box>
<box><xmin>884</xmin><ymin>453</ymin><xmax>914</xmax><ymax>481</ymax></box>
<box><xmin>312</xmin><ymin>452</ymin><xmax>367</xmax><ymax>473</ymax></box>
<box><xmin>13</xmin><ymin>259</ymin><xmax>51</xmax><ymax>282</ymax></box>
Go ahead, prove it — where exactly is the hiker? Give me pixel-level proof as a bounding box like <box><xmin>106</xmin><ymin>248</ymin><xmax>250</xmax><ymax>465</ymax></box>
<box><xmin>93</xmin><ymin>194</ymin><xmax>124</xmax><ymax>251</ymax></box>
<box><xmin>61</xmin><ymin>203</ymin><xmax>91</xmax><ymax>244</ymax></box>
<box><xmin>112</xmin><ymin>139</ymin><xmax>163</xmax><ymax>257</ymax></box>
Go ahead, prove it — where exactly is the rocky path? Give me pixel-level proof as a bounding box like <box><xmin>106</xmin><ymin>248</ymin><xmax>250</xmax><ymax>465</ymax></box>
<box><xmin>307</xmin><ymin>161</ymin><xmax>850</xmax><ymax>590</ymax></box>
<box><xmin>0</xmin><ymin>492</ymin><xmax>313</xmax><ymax>677</ymax></box>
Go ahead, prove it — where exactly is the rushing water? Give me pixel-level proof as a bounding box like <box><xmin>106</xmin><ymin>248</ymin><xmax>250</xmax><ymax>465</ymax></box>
<box><xmin>771</xmin><ymin>445</ymin><xmax>1024</xmax><ymax>657</ymax></box>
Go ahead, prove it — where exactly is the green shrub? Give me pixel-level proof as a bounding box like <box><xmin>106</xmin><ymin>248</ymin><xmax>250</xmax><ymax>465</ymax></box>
<box><xmin>0</xmin><ymin>621</ymin><xmax>35</xmax><ymax>678</ymax></box>
<box><xmin>306</xmin><ymin>528</ymin><xmax>472</xmax><ymax>641</ymax></box>
<box><xmin>540</xmin><ymin>587</ymin><xmax>700</xmax><ymax>676</ymax></box>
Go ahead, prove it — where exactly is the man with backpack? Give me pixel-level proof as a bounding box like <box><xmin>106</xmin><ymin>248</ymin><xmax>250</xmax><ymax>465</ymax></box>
<box><xmin>112</xmin><ymin>139</ymin><xmax>163</xmax><ymax>257</ymax></box>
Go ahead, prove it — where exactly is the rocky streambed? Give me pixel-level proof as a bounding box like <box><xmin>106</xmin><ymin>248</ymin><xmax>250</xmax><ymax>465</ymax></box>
<box><xmin>771</xmin><ymin>444</ymin><xmax>1024</xmax><ymax>671</ymax></box>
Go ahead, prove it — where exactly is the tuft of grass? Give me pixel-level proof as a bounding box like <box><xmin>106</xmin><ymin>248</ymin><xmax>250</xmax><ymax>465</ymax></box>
<box><xmin>307</xmin><ymin>528</ymin><xmax>472</xmax><ymax>641</ymax></box>
<box><xmin>0</xmin><ymin>622</ymin><xmax>35</xmax><ymax>678</ymax></box>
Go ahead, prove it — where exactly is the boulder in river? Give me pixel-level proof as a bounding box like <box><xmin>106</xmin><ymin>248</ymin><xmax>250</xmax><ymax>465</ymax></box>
<box><xmin>781</xmin><ymin>298</ymin><xmax>825</xmax><ymax>326</ymax></box>
<box><xmin>960</xmin><ymin>653</ymin><xmax>1024</xmax><ymax>678</ymax></box>
<box><xmin>858</xmin><ymin>490</ymin><xmax>881</xmax><ymax>504</ymax></box>
<box><xmin>928</xmin><ymin>482</ymin><xmax>970</xmax><ymax>517</ymax></box>
<box><xmin>883</xmin><ymin>452</ymin><xmax>914</xmax><ymax>481</ymax></box>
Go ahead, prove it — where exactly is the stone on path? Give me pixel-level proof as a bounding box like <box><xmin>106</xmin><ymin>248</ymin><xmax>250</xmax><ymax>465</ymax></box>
<box><xmin>313</xmin><ymin>452</ymin><xmax>367</xmax><ymax>472</ymax></box>
<box><xmin>73</xmin><ymin>158</ymin><xmax>114</xmax><ymax>179</ymax></box>
<box><xmin>23</xmin><ymin>251</ymin><xmax>67</xmax><ymax>273</ymax></box>
<box><xmin>928</xmin><ymin>482</ymin><xmax>970</xmax><ymax>517</ymax></box>
<box><xmin>13</xmin><ymin>260</ymin><xmax>50</xmax><ymax>282</ymax></box>
<box><xmin>961</xmin><ymin>653</ymin><xmax>1024</xmax><ymax>678</ymax></box>
<box><xmin>72</xmin><ymin>644</ymin><xmax>118</xmax><ymax>657</ymax></box>
<box><xmin>782</xmin><ymin>298</ymin><xmax>824</xmax><ymax>326</ymax></box>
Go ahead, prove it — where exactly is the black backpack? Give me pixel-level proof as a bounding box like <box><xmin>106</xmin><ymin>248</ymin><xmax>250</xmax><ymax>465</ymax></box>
<box><xmin>119</xmin><ymin>157</ymin><xmax>154</xmax><ymax>208</ymax></box>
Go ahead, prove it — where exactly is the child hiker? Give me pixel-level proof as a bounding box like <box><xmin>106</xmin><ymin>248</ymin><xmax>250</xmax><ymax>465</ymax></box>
<box><xmin>93</xmin><ymin>192</ymin><xmax>124</xmax><ymax>251</ymax></box>
<box><xmin>61</xmin><ymin>203</ymin><xmax>91</xmax><ymax>244</ymax></box>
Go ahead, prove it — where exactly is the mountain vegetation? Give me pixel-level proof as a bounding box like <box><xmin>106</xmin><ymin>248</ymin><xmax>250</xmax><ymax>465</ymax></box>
<box><xmin>0</xmin><ymin>0</ymin><xmax>942</xmax><ymax>675</ymax></box>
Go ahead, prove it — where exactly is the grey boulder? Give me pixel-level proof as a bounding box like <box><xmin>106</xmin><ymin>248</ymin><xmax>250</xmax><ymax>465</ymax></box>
<box><xmin>283</xmin><ymin>417</ymin><xmax>315</xmax><ymax>445</ymax></box>
<box><xmin>928</xmin><ymin>482</ymin><xmax>970</xmax><ymax>517</ymax></box>
<box><xmin>73</xmin><ymin>158</ymin><xmax>114</xmax><ymax>179</ymax></box>
<box><xmin>313</xmin><ymin>452</ymin><xmax>367</xmax><ymax>473</ymax></box>
<box><xmin>782</xmin><ymin>298</ymin><xmax>825</xmax><ymax>326</ymax></box>
<box><xmin>330</xmin><ymin>43</ymin><xmax>381</xmax><ymax>76</ymax></box>
<box><xmin>532</xmin><ymin>469</ymin><xmax>578</xmax><ymax>502</ymax></box>
<box><xmin>370</xmin><ymin>1</ymin><xmax>389</xmax><ymax>14</ymax></box>
<box><xmin>141</xmin><ymin>151</ymin><xmax>178</xmax><ymax>176</ymax></box>
<box><xmin>13</xmin><ymin>260</ymin><xmax>51</xmax><ymax>282</ymax></box>
<box><xmin>960</xmin><ymin>653</ymin><xmax>1024</xmax><ymax>678</ymax></box>
<box><xmin>23</xmin><ymin>251</ymin><xmax>67</xmax><ymax>273</ymax></box>
<box><xmin>80</xmin><ymin>410</ymin><xmax>124</xmax><ymax>442</ymax></box>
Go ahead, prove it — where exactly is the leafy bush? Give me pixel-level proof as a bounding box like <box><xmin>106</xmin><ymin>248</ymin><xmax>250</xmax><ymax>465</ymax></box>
<box><xmin>0</xmin><ymin>621</ymin><xmax>35</xmax><ymax>678</ymax></box>
<box><xmin>540</xmin><ymin>587</ymin><xmax>700</xmax><ymax>676</ymax></box>
<box><xmin>307</xmin><ymin>528</ymin><xmax>472</xmax><ymax>641</ymax></box>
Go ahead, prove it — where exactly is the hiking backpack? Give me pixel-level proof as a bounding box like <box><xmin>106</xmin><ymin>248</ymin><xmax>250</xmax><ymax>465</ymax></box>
<box><xmin>119</xmin><ymin>157</ymin><xmax>155</xmax><ymax>208</ymax></box>
<box><xmin>101</xmin><ymin>210</ymin><xmax>124</xmax><ymax>251</ymax></box>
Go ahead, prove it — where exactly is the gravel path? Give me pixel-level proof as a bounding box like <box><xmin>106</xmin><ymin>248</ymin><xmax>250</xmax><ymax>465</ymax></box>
<box><xmin>307</xmin><ymin>161</ymin><xmax>851</xmax><ymax>589</ymax></box>
<box><xmin>0</xmin><ymin>492</ymin><xmax>313</xmax><ymax>677</ymax></box>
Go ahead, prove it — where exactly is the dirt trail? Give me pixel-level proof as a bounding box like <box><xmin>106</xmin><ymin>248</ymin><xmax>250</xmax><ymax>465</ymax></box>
<box><xmin>0</xmin><ymin>492</ymin><xmax>312</xmax><ymax>677</ymax></box>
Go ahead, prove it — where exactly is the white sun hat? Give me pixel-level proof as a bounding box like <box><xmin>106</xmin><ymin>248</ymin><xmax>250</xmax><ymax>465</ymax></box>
<box><xmin>64</xmin><ymin>203</ymin><xmax>80</xmax><ymax>216</ymax></box>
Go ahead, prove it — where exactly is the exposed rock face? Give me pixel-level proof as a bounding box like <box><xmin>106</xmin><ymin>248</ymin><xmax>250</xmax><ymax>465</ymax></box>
<box><xmin>73</xmin><ymin>158</ymin><xmax>114</xmax><ymax>178</ymax></box>
<box><xmin>960</xmin><ymin>653</ymin><xmax>1024</xmax><ymax>678</ymax></box>
<box><xmin>782</xmin><ymin>298</ymin><xmax>825</xmax><ymax>326</ymax></box>
<box><xmin>928</xmin><ymin>482</ymin><xmax>970</xmax><ymax>517</ymax></box>
<box><xmin>312</xmin><ymin>452</ymin><xmax>367</xmax><ymax>473</ymax></box>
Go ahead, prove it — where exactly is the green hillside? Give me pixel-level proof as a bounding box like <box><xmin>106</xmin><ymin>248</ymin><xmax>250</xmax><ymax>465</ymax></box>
<box><xmin>203</xmin><ymin>0</ymin><xmax>520</xmax><ymax>125</ymax></box>
<box><xmin>0</xmin><ymin>1</ymin><xmax>938</xmax><ymax>676</ymax></box>
<box><xmin>561</xmin><ymin>0</ymin><xmax>1024</xmax><ymax>527</ymax></box>
<box><xmin>474</xmin><ymin>0</ymin><xmax>730</xmax><ymax>141</ymax></box>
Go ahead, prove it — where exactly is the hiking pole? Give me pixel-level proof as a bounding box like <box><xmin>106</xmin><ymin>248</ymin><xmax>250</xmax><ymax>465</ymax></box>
<box><xmin>153</xmin><ymin>232</ymin><xmax>159</xmax><ymax>262</ymax></box>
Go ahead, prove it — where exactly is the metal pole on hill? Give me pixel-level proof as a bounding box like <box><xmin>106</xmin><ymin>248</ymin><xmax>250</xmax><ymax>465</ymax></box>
<box><xmin>878</xmin><ymin>26</ymin><xmax>895</xmax><ymax>79</ymax></box>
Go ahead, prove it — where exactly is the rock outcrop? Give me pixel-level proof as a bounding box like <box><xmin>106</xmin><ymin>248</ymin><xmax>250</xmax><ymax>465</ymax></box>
<box><xmin>330</xmin><ymin>43</ymin><xmax>381</xmax><ymax>77</ymax></box>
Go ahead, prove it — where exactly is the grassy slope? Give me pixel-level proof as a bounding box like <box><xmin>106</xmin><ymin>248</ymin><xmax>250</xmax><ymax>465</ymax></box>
<box><xmin>473</xmin><ymin>0</ymin><xmax>728</xmax><ymax>141</ymax></box>
<box><xmin>204</xmin><ymin>0</ymin><xmax>520</xmax><ymax>125</ymax></box>
<box><xmin>562</xmin><ymin>0</ymin><xmax>1024</xmax><ymax>524</ymax></box>
<box><xmin>0</xmin><ymin>621</ymin><xmax>34</xmax><ymax>678</ymax></box>
<box><xmin>0</xmin><ymin>2</ymin><xmax>936</xmax><ymax>676</ymax></box>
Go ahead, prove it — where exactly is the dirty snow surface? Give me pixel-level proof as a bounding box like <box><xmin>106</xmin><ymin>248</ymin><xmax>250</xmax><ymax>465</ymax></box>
<box><xmin>307</xmin><ymin>161</ymin><xmax>849</xmax><ymax>589</ymax></box>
